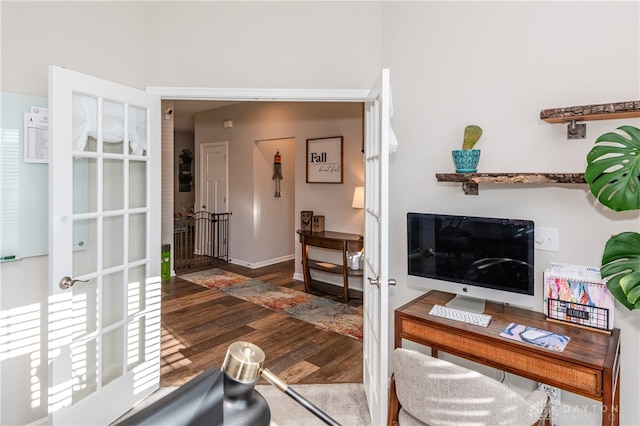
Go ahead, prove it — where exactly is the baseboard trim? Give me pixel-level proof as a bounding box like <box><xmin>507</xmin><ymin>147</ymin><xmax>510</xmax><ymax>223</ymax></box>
<box><xmin>229</xmin><ymin>254</ymin><xmax>295</xmax><ymax>269</ymax></box>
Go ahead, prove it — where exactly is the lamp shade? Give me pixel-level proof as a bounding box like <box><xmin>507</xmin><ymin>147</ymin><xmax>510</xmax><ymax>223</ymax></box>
<box><xmin>352</xmin><ymin>186</ymin><xmax>364</xmax><ymax>209</ymax></box>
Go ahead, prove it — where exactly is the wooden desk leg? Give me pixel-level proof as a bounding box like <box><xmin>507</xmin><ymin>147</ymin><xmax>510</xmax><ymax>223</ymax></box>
<box><xmin>603</xmin><ymin>367</ymin><xmax>620</xmax><ymax>426</ymax></box>
<box><xmin>613</xmin><ymin>368</ymin><xmax>620</xmax><ymax>426</ymax></box>
<box><xmin>342</xmin><ymin>241</ymin><xmax>349</xmax><ymax>303</ymax></box>
<box><xmin>394</xmin><ymin>313</ymin><xmax>401</xmax><ymax>349</ymax></box>
<box><xmin>602</xmin><ymin>354</ymin><xmax>620</xmax><ymax>426</ymax></box>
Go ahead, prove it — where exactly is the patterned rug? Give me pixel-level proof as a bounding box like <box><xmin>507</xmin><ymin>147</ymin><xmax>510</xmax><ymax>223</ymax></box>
<box><xmin>179</xmin><ymin>268</ymin><xmax>363</xmax><ymax>341</ymax></box>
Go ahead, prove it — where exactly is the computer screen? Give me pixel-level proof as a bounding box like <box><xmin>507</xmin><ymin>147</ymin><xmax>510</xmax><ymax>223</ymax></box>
<box><xmin>407</xmin><ymin>212</ymin><xmax>535</xmax><ymax>310</ymax></box>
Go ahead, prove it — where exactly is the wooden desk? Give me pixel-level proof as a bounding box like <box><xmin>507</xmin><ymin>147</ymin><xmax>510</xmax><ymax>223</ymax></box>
<box><xmin>395</xmin><ymin>291</ymin><xmax>621</xmax><ymax>426</ymax></box>
<box><xmin>297</xmin><ymin>230</ymin><xmax>363</xmax><ymax>302</ymax></box>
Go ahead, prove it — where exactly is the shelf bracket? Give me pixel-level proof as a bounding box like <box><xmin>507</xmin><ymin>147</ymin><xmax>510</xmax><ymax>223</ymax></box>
<box><xmin>461</xmin><ymin>182</ymin><xmax>478</xmax><ymax>195</ymax></box>
<box><xmin>567</xmin><ymin>120</ymin><xmax>586</xmax><ymax>139</ymax></box>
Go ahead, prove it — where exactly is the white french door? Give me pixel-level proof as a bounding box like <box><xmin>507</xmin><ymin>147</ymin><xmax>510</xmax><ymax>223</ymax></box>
<box><xmin>363</xmin><ymin>68</ymin><xmax>391</xmax><ymax>426</ymax></box>
<box><xmin>48</xmin><ymin>66</ymin><xmax>161</xmax><ymax>424</ymax></box>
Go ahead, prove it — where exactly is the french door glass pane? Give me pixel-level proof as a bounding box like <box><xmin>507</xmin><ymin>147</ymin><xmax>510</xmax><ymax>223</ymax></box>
<box><xmin>129</xmin><ymin>160</ymin><xmax>147</xmax><ymax>208</ymax></box>
<box><xmin>71</xmin><ymin>338</ymin><xmax>97</xmax><ymax>403</ymax></box>
<box><xmin>103</xmin><ymin>215</ymin><xmax>124</xmax><ymax>269</ymax></box>
<box><xmin>129</xmin><ymin>213</ymin><xmax>146</xmax><ymax>262</ymax></box>
<box><xmin>103</xmin><ymin>327</ymin><xmax>124</xmax><ymax>386</ymax></box>
<box><xmin>73</xmin><ymin>157</ymin><xmax>96</xmax><ymax>214</ymax></box>
<box><xmin>72</xmin><ymin>278</ymin><xmax>97</xmax><ymax>337</ymax></box>
<box><xmin>127</xmin><ymin>317</ymin><xmax>146</xmax><ymax>370</ymax></box>
<box><xmin>73</xmin><ymin>218</ymin><xmax>97</xmax><ymax>277</ymax></box>
<box><xmin>105</xmin><ymin>141</ymin><xmax>124</xmax><ymax>155</ymax></box>
<box><xmin>128</xmin><ymin>265</ymin><xmax>146</xmax><ymax>315</ymax></box>
<box><xmin>103</xmin><ymin>159</ymin><xmax>124</xmax><ymax>211</ymax></box>
<box><xmin>103</xmin><ymin>100</ymin><xmax>125</xmax><ymax>154</ymax></box>
<box><xmin>128</xmin><ymin>105</ymin><xmax>148</xmax><ymax>156</ymax></box>
<box><xmin>72</xmin><ymin>93</ymin><xmax>97</xmax><ymax>153</ymax></box>
<box><xmin>103</xmin><ymin>271</ymin><xmax>124</xmax><ymax>328</ymax></box>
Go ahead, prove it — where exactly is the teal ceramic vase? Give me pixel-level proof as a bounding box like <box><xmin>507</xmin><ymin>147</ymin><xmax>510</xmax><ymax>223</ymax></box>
<box><xmin>452</xmin><ymin>149</ymin><xmax>481</xmax><ymax>173</ymax></box>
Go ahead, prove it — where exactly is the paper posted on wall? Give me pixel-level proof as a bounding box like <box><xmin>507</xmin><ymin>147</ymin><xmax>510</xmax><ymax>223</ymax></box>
<box><xmin>543</xmin><ymin>263</ymin><xmax>614</xmax><ymax>332</ymax></box>
<box><xmin>24</xmin><ymin>106</ymin><xmax>48</xmax><ymax>163</ymax></box>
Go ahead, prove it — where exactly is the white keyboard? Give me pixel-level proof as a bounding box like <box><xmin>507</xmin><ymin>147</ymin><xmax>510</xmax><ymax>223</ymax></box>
<box><xmin>429</xmin><ymin>304</ymin><xmax>492</xmax><ymax>327</ymax></box>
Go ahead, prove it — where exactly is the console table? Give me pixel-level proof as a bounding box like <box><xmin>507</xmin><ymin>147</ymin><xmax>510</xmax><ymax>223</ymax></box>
<box><xmin>395</xmin><ymin>291</ymin><xmax>621</xmax><ymax>426</ymax></box>
<box><xmin>297</xmin><ymin>230</ymin><xmax>363</xmax><ymax>302</ymax></box>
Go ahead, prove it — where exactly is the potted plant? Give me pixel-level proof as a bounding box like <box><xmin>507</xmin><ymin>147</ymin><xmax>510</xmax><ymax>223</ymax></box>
<box><xmin>585</xmin><ymin>125</ymin><xmax>640</xmax><ymax>310</ymax></box>
<box><xmin>452</xmin><ymin>125</ymin><xmax>483</xmax><ymax>173</ymax></box>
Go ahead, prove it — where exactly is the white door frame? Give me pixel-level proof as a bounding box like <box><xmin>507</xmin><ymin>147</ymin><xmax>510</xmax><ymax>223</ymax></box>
<box><xmin>147</xmin><ymin>85</ymin><xmax>386</xmax><ymax>407</ymax></box>
<box><xmin>147</xmin><ymin>87</ymin><xmax>368</xmax><ymax>103</ymax></box>
<box><xmin>149</xmin><ymin>86</ymin><xmax>370</xmax><ymax>272</ymax></box>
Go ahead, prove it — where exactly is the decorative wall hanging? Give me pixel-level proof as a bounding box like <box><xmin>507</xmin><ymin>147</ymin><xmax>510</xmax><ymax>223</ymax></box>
<box><xmin>272</xmin><ymin>150</ymin><xmax>283</xmax><ymax>198</ymax></box>
<box><xmin>306</xmin><ymin>136</ymin><xmax>343</xmax><ymax>183</ymax></box>
<box><xmin>179</xmin><ymin>149</ymin><xmax>193</xmax><ymax>192</ymax></box>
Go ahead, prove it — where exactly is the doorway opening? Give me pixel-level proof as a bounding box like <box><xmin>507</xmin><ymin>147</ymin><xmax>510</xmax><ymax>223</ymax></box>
<box><xmin>157</xmin><ymin>92</ymin><xmax>367</xmax><ymax>273</ymax></box>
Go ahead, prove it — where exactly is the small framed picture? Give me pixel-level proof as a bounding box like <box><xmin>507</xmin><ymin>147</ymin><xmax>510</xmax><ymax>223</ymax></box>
<box><xmin>306</xmin><ymin>136</ymin><xmax>343</xmax><ymax>183</ymax></box>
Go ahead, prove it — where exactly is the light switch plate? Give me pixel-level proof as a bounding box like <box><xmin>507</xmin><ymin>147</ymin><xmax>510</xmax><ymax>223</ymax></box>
<box><xmin>535</xmin><ymin>227</ymin><xmax>559</xmax><ymax>252</ymax></box>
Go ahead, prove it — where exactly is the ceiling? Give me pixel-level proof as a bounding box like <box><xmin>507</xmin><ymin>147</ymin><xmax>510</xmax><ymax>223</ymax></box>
<box><xmin>170</xmin><ymin>100</ymin><xmax>239</xmax><ymax>133</ymax></box>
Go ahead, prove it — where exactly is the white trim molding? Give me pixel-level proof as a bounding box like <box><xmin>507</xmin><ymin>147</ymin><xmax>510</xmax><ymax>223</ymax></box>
<box><xmin>146</xmin><ymin>87</ymin><xmax>369</xmax><ymax>102</ymax></box>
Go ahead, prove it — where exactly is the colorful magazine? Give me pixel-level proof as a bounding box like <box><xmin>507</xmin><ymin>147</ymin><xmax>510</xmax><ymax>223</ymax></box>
<box><xmin>500</xmin><ymin>323</ymin><xmax>570</xmax><ymax>352</ymax></box>
<box><xmin>543</xmin><ymin>263</ymin><xmax>614</xmax><ymax>331</ymax></box>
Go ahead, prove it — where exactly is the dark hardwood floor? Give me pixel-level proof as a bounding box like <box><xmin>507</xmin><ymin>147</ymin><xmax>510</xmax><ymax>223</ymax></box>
<box><xmin>160</xmin><ymin>259</ymin><xmax>363</xmax><ymax>387</ymax></box>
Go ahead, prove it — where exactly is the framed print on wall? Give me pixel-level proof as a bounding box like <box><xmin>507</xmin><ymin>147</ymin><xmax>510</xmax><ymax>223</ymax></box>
<box><xmin>306</xmin><ymin>136</ymin><xmax>343</xmax><ymax>183</ymax></box>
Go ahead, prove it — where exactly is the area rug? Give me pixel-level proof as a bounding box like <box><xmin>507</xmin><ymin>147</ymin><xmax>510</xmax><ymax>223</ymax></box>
<box><xmin>179</xmin><ymin>268</ymin><xmax>363</xmax><ymax>341</ymax></box>
<box><xmin>255</xmin><ymin>383</ymin><xmax>371</xmax><ymax>426</ymax></box>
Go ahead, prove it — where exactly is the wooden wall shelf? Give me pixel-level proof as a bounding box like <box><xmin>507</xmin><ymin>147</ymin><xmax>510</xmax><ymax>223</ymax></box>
<box><xmin>540</xmin><ymin>100</ymin><xmax>640</xmax><ymax>123</ymax></box>
<box><xmin>435</xmin><ymin>172</ymin><xmax>586</xmax><ymax>195</ymax></box>
<box><xmin>436</xmin><ymin>100</ymin><xmax>636</xmax><ymax>194</ymax></box>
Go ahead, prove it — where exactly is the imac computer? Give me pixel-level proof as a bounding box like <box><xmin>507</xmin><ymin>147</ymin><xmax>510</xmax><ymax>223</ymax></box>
<box><xmin>407</xmin><ymin>212</ymin><xmax>535</xmax><ymax>313</ymax></box>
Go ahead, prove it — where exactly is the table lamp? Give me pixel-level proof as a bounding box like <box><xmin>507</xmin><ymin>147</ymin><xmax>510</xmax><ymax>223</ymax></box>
<box><xmin>352</xmin><ymin>186</ymin><xmax>364</xmax><ymax>209</ymax></box>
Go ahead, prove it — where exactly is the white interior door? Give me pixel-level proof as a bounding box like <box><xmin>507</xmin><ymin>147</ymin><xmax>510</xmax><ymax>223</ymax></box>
<box><xmin>363</xmin><ymin>69</ymin><xmax>391</xmax><ymax>426</ymax></box>
<box><xmin>200</xmin><ymin>142</ymin><xmax>228</xmax><ymax>214</ymax></box>
<box><xmin>48</xmin><ymin>66</ymin><xmax>161</xmax><ymax>425</ymax></box>
<box><xmin>199</xmin><ymin>142</ymin><xmax>228</xmax><ymax>257</ymax></box>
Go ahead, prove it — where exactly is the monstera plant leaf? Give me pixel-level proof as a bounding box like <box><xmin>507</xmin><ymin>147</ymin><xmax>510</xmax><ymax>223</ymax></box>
<box><xmin>585</xmin><ymin>125</ymin><xmax>640</xmax><ymax>212</ymax></box>
<box><xmin>601</xmin><ymin>232</ymin><xmax>640</xmax><ymax>310</ymax></box>
<box><xmin>586</xmin><ymin>126</ymin><xmax>640</xmax><ymax>310</ymax></box>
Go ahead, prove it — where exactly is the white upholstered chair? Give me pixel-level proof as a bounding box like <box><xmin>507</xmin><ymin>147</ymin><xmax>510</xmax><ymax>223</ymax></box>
<box><xmin>388</xmin><ymin>348</ymin><xmax>549</xmax><ymax>426</ymax></box>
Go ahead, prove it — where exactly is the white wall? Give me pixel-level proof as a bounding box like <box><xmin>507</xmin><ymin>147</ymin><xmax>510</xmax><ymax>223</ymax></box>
<box><xmin>253</xmin><ymin>137</ymin><xmax>296</xmax><ymax>265</ymax></box>
<box><xmin>1</xmin><ymin>2</ymin><xmax>147</xmax><ymax>95</ymax></box>
<box><xmin>1</xmin><ymin>1</ymin><xmax>639</xmax><ymax>425</ymax></box>
<box><xmin>383</xmin><ymin>2</ymin><xmax>640</xmax><ymax>425</ymax></box>
<box><xmin>141</xmin><ymin>2</ymin><xmax>382</xmax><ymax>88</ymax></box>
